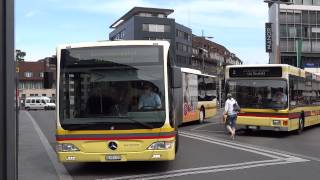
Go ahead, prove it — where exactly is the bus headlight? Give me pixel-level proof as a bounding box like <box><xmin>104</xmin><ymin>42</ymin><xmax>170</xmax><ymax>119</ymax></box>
<box><xmin>56</xmin><ymin>143</ymin><xmax>80</xmax><ymax>152</ymax></box>
<box><xmin>147</xmin><ymin>141</ymin><xmax>174</xmax><ymax>150</ymax></box>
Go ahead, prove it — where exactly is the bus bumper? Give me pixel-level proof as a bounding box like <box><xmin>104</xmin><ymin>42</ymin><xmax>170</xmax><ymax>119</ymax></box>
<box><xmin>57</xmin><ymin>149</ymin><xmax>175</xmax><ymax>162</ymax></box>
<box><xmin>237</xmin><ymin>125</ymin><xmax>289</xmax><ymax>131</ymax></box>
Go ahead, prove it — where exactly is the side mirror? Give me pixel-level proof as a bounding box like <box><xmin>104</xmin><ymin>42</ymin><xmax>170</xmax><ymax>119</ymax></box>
<box><xmin>171</xmin><ymin>67</ymin><xmax>182</xmax><ymax>88</ymax></box>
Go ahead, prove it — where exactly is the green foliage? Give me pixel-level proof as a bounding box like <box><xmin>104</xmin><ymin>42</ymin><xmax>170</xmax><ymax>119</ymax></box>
<box><xmin>16</xmin><ymin>49</ymin><xmax>26</xmax><ymax>62</ymax></box>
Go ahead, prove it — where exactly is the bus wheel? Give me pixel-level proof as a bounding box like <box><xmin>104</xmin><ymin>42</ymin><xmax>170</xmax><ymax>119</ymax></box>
<box><xmin>175</xmin><ymin>132</ymin><xmax>179</xmax><ymax>154</ymax></box>
<box><xmin>25</xmin><ymin>107</ymin><xmax>29</xmax><ymax>111</ymax></box>
<box><xmin>199</xmin><ymin>108</ymin><xmax>205</xmax><ymax>124</ymax></box>
<box><xmin>297</xmin><ymin>118</ymin><xmax>304</xmax><ymax>135</ymax></box>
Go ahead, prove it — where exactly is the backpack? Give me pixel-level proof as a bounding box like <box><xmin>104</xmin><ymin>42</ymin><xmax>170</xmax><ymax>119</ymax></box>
<box><xmin>233</xmin><ymin>101</ymin><xmax>240</xmax><ymax>112</ymax></box>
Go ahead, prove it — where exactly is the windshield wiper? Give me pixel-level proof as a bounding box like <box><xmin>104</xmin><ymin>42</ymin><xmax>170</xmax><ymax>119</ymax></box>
<box><xmin>114</xmin><ymin>116</ymin><xmax>154</xmax><ymax>129</ymax></box>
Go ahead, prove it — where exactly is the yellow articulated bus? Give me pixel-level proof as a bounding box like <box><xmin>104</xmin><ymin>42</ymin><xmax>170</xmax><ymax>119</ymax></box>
<box><xmin>225</xmin><ymin>64</ymin><xmax>320</xmax><ymax>133</ymax></box>
<box><xmin>56</xmin><ymin>40</ymin><xmax>183</xmax><ymax>162</ymax></box>
<box><xmin>178</xmin><ymin>67</ymin><xmax>217</xmax><ymax>124</ymax></box>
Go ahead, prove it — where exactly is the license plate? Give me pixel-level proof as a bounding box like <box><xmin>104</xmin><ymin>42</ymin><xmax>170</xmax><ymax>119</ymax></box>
<box><xmin>248</xmin><ymin>126</ymin><xmax>257</xmax><ymax>129</ymax></box>
<box><xmin>106</xmin><ymin>155</ymin><xmax>121</xmax><ymax>161</ymax></box>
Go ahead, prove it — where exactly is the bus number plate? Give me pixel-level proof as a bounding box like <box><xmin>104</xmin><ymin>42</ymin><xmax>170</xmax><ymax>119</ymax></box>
<box><xmin>106</xmin><ymin>155</ymin><xmax>121</xmax><ymax>161</ymax></box>
<box><xmin>248</xmin><ymin>126</ymin><xmax>257</xmax><ymax>129</ymax></box>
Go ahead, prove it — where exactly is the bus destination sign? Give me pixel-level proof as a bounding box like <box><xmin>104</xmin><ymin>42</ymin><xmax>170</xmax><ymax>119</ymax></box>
<box><xmin>229</xmin><ymin>67</ymin><xmax>282</xmax><ymax>78</ymax></box>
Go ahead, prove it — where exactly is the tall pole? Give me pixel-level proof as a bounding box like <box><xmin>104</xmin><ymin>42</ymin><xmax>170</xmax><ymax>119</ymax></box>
<box><xmin>218</xmin><ymin>62</ymin><xmax>222</xmax><ymax>108</ymax></box>
<box><xmin>0</xmin><ymin>0</ymin><xmax>17</xmax><ymax>179</ymax></box>
<box><xmin>265</xmin><ymin>0</ymin><xmax>293</xmax><ymax>64</ymax></box>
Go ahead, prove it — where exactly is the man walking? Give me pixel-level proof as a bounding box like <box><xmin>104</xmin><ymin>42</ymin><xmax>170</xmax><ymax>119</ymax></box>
<box><xmin>224</xmin><ymin>93</ymin><xmax>239</xmax><ymax>140</ymax></box>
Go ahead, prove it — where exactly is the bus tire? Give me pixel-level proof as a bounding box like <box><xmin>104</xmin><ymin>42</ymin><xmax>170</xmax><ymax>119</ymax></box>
<box><xmin>199</xmin><ymin>107</ymin><xmax>205</xmax><ymax>124</ymax></box>
<box><xmin>296</xmin><ymin>117</ymin><xmax>304</xmax><ymax>135</ymax></box>
<box><xmin>175</xmin><ymin>132</ymin><xmax>179</xmax><ymax>154</ymax></box>
<box><xmin>25</xmin><ymin>107</ymin><xmax>30</xmax><ymax>111</ymax></box>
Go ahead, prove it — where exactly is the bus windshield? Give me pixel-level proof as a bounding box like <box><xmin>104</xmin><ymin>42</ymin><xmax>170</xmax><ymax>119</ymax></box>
<box><xmin>226</xmin><ymin>79</ymin><xmax>288</xmax><ymax>110</ymax></box>
<box><xmin>59</xmin><ymin>46</ymin><xmax>166</xmax><ymax>130</ymax></box>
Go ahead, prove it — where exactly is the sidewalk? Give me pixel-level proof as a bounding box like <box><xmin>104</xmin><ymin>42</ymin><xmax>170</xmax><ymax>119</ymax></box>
<box><xmin>18</xmin><ymin>111</ymin><xmax>67</xmax><ymax>180</ymax></box>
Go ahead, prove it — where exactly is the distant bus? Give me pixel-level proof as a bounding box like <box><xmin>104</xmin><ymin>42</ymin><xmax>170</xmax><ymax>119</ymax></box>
<box><xmin>177</xmin><ymin>67</ymin><xmax>217</xmax><ymax>124</ymax></box>
<box><xmin>56</xmin><ymin>40</ymin><xmax>181</xmax><ymax>162</ymax></box>
<box><xmin>225</xmin><ymin>64</ymin><xmax>320</xmax><ymax>133</ymax></box>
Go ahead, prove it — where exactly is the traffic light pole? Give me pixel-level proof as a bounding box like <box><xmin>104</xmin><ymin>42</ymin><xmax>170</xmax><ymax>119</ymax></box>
<box><xmin>0</xmin><ymin>0</ymin><xmax>17</xmax><ymax>179</ymax></box>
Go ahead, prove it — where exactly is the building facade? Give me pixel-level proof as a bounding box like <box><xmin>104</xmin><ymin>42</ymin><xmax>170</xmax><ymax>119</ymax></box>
<box><xmin>109</xmin><ymin>7</ymin><xmax>192</xmax><ymax>68</ymax></box>
<box><xmin>192</xmin><ymin>36</ymin><xmax>242</xmax><ymax>74</ymax></box>
<box><xmin>192</xmin><ymin>36</ymin><xmax>242</xmax><ymax>104</ymax></box>
<box><xmin>17</xmin><ymin>57</ymin><xmax>56</xmax><ymax>104</ymax></box>
<box><xmin>268</xmin><ymin>0</ymin><xmax>320</xmax><ymax>68</ymax></box>
<box><xmin>109</xmin><ymin>7</ymin><xmax>242</xmax><ymax>73</ymax></box>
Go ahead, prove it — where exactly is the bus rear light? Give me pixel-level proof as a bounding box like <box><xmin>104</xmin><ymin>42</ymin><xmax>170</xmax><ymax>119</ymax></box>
<box><xmin>283</xmin><ymin>120</ymin><xmax>288</xmax><ymax>126</ymax></box>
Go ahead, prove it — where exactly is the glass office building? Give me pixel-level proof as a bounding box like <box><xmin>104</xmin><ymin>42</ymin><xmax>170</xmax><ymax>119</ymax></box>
<box><xmin>276</xmin><ymin>0</ymin><xmax>320</xmax><ymax>68</ymax></box>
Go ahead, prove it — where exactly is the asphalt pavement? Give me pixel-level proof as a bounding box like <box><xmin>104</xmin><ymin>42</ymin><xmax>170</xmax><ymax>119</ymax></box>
<box><xmin>18</xmin><ymin>109</ymin><xmax>320</xmax><ymax>180</ymax></box>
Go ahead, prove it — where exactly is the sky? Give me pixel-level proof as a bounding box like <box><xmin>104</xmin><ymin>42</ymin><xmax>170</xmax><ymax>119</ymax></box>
<box><xmin>16</xmin><ymin>0</ymin><xmax>269</xmax><ymax>64</ymax></box>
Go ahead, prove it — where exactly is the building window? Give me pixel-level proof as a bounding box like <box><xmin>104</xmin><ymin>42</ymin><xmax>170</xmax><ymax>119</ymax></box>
<box><xmin>30</xmin><ymin>94</ymin><xmax>34</xmax><ymax>97</ymax></box>
<box><xmin>40</xmin><ymin>72</ymin><xmax>44</xmax><ymax>78</ymax></box>
<box><xmin>138</xmin><ymin>12</ymin><xmax>152</xmax><ymax>17</ymax></box>
<box><xmin>112</xmin><ymin>30</ymin><xmax>126</xmax><ymax>40</ymax></box>
<box><xmin>158</xmin><ymin>14</ymin><xmax>165</xmax><ymax>18</ymax></box>
<box><xmin>288</xmin><ymin>26</ymin><xmax>297</xmax><ymax>37</ymax></box>
<box><xmin>24</xmin><ymin>72</ymin><xmax>33</xmax><ymax>78</ymax></box>
<box><xmin>35</xmin><ymin>94</ymin><xmax>38</xmax><ymax>97</ymax></box>
<box><xmin>294</xmin><ymin>0</ymin><xmax>302</xmax><ymax>5</ymax></box>
<box><xmin>42</xmin><ymin>94</ymin><xmax>46</xmax><ymax>96</ymax></box>
<box><xmin>314</xmin><ymin>0</ymin><xmax>320</xmax><ymax>5</ymax></box>
<box><xmin>142</xmin><ymin>24</ymin><xmax>170</xmax><ymax>32</ymax></box>
<box><xmin>304</xmin><ymin>0</ymin><xmax>312</xmax><ymax>5</ymax></box>
<box><xmin>280</xmin><ymin>25</ymin><xmax>288</xmax><ymax>37</ymax></box>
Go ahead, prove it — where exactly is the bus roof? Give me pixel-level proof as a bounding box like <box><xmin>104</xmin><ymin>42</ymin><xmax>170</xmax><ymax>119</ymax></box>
<box><xmin>180</xmin><ymin>67</ymin><xmax>216</xmax><ymax>78</ymax></box>
<box><xmin>57</xmin><ymin>40</ymin><xmax>170</xmax><ymax>50</ymax></box>
<box><xmin>226</xmin><ymin>64</ymin><xmax>291</xmax><ymax>68</ymax></box>
<box><xmin>226</xmin><ymin>64</ymin><xmax>320</xmax><ymax>80</ymax></box>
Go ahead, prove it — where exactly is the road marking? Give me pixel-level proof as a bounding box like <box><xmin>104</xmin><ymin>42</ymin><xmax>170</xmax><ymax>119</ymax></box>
<box><xmin>191</xmin><ymin>129</ymin><xmax>227</xmax><ymax>133</ymax></box>
<box><xmin>101</xmin><ymin>159</ymin><xmax>283</xmax><ymax>180</ymax></box>
<box><xmin>190</xmin><ymin>122</ymin><xmax>221</xmax><ymax>131</ymax></box>
<box><xmin>181</xmin><ymin>132</ymin><xmax>289</xmax><ymax>159</ymax></box>
<box><xmin>25</xmin><ymin>111</ymin><xmax>73</xmax><ymax>180</ymax></box>
<box><xmin>181</xmin><ymin>131</ymin><xmax>311</xmax><ymax>160</ymax></box>
<box><xmin>97</xmin><ymin>131</ymin><xmax>308</xmax><ymax>180</ymax></box>
<box><xmin>104</xmin><ymin>160</ymin><xmax>299</xmax><ymax>180</ymax></box>
<box><xmin>184</xmin><ymin>130</ymin><xmax>320</xmax><ymax>162</ymax></box>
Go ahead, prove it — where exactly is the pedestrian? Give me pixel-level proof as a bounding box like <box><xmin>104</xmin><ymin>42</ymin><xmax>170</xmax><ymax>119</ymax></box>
<box><xmin>223</xmin><ymin>93</ymin><xmax>240</xmax><ymax>140</ymax></box>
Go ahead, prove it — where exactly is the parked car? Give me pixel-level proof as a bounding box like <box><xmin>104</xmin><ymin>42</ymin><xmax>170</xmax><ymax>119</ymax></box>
<box><xmin>25</xmin><ymin>96</ymin><xmax>56</xmax><ymax>110</ymax></box>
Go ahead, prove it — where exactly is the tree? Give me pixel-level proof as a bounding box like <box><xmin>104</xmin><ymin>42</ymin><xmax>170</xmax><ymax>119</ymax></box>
<box><xmin>16</xmin><ymin>49</ymin><xmax>26</xmax><ymax>62</ymax></box>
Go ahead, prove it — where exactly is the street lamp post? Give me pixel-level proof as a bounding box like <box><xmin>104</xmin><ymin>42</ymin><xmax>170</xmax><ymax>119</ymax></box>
<box><xmin>199</xmin><ymin>48</ymin><xmax>208</xmax><ymax>73</ymax></box>
<box><xmin>217</xmin><ymin>62</ymin><xmax>223</xmax><ymax>108</ymax></box>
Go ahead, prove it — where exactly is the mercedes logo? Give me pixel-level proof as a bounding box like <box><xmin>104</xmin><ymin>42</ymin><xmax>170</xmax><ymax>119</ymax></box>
<box><xmin>108</xmin><ymin>141</ymin><xmax>118</xmax><ymax>150</ymax></box>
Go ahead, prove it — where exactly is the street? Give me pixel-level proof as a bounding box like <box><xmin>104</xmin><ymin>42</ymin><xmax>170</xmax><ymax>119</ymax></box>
<box><xmin>19</xmin><ymin>110</ymin><xmax>320</xmax><ymax>180</ymax></box>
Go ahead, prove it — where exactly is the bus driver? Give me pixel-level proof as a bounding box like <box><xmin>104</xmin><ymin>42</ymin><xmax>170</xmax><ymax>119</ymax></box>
<box><xmin>138</xmin><ymin>83</ymin><xmax>161</xmax><ymax>110</ymax></box>
<box><xmin>272</xmin><ymin>88</ymin><xmax>287</xmax><ymax>104</ymax></box>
